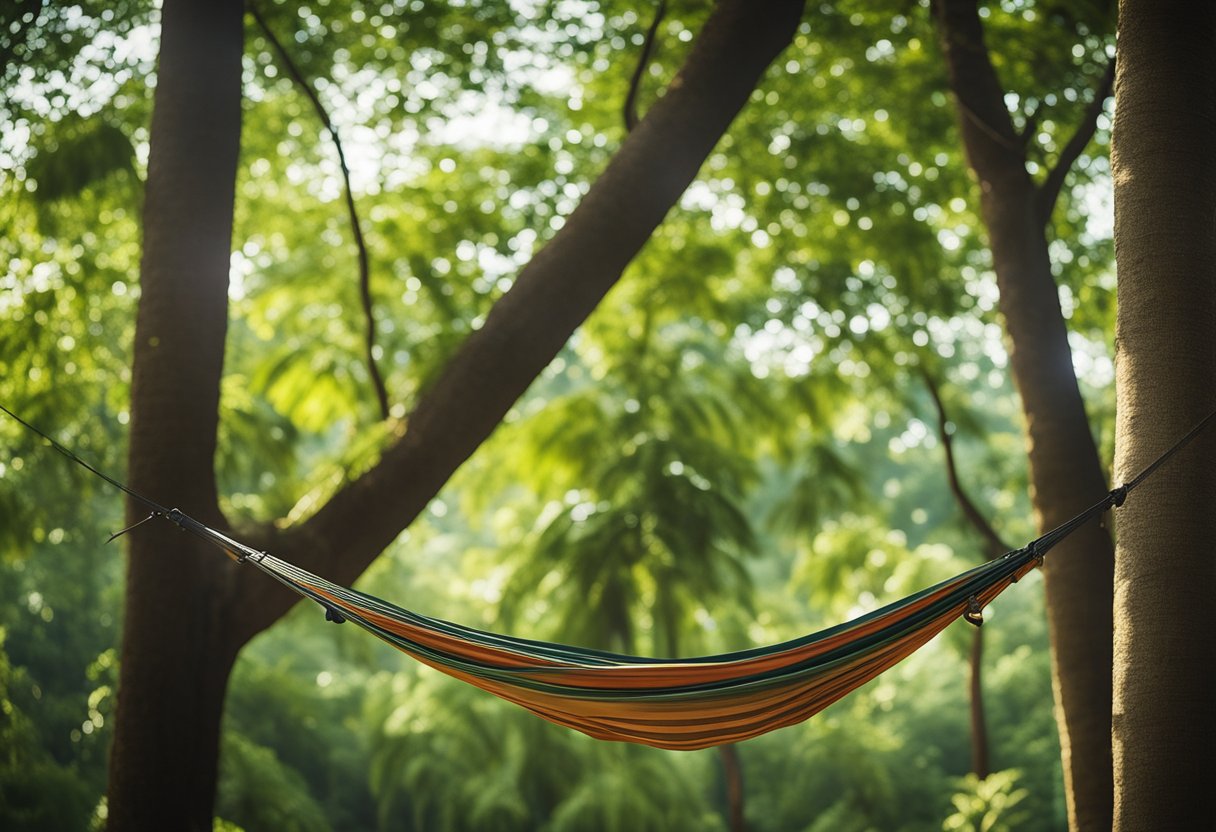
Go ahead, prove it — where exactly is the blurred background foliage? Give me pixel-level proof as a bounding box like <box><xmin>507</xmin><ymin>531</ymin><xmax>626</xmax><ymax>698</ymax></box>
<box><xmin>1</xmin><ymin>0</ymin><xmax>1114</xmax><ymax>828</ymax></box>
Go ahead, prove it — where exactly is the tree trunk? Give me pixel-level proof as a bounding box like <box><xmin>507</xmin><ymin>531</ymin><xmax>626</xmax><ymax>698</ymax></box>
<box><xmin>719</xmin><ymin>743</ymin><xmax>747</xmax><ymax>832</ymax></box>
<box><xmin>932</xmin><ymin>3</ymin><xmax>1114</xmax><ymax>827</ymax></box>
<box><xmin>969</xmin><ymin>628</ymin><xmax>990</xmax><ymax>779</ymax></box>
<box><xmin>105</xmin><ymin>0</ymin><xmax>245</xmax><ymax>830</ymax></box>
<box><xmin>105</xmin><ymin>0</ymin><xmax>806</xmax><ymax>828</ymax></box>
<box><xmin>1111</xmin><ymin>1</ymin><xmax>1216</xmax><ymax>827</ymax></box>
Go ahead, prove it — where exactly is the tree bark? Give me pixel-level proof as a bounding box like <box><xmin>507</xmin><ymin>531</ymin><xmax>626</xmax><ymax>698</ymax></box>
<box><xmin>1111</xmin><ymin>1</ymin><xmax>1216</xmax><ymax>827</ymax></box>
<box><xmin>106</xmin><ymin>1</ymin><xmax>245</xmax><ymax>830</ymax></box>
<box><xmin>105</xmin><ymin>0</ymin><xmax>806</xmax><ymax>827</ymax></box>
<box><xmin>932</xmin><ymin>2</ymin><xmax>1114</xmax><ymax>827</ymax></box>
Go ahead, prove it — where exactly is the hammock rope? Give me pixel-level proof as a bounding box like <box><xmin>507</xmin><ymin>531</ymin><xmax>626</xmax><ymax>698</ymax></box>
<box><xmin>2</xmin><ymin>402</ymin><xmax>1213</xmax><ymax>749</ymax></box>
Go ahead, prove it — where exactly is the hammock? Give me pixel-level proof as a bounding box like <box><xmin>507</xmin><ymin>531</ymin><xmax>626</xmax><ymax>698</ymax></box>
<box><xmin>242</xmin><ymin>547</ymin><xmax>1038</xmax><ymax>749</ymax></box>
<box><xmin>64</xmin><ymin>493</ymin><xmax>1122</xmax><ymax>751</ymax></box>
<box><xmin>2</xmin><ymin>403</ymin><xmax>1212</xmax><ymax>750</ymax></box>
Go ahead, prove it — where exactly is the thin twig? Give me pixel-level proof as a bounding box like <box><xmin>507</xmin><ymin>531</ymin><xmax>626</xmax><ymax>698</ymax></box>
<box><xmin>624</xmin><ymin>0</ymin><xmax>668</xmax><ymax>132</ymax></box>
<box><xmin>1035</xmin><ymin>55</ymin><xmax>1116</xmax><ymax>227</ymax></box>
<box><xmin>922</xmin><ymin>369</ymin><xmax>1011</xmax><ymax>557</ymax></box>
<box><xmin>250</xmin><ymin>3</ymin><xmax>391</xmax><ymax>420</ymax></box>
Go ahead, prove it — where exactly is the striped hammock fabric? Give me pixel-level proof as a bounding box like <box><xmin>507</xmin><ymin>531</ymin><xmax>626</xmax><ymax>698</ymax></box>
<box><xmin>245</xmin><ymin>547</ymin><xmax>1042</xmax><ymax>750</ymax></box>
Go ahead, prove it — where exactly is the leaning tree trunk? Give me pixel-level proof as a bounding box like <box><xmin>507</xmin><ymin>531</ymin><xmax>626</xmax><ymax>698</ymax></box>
<box><xmin>1111</xmin><ymin>1</ymin><xmax>1216</xmax><ymax>828</ymax></box>
<box><xmin>932</xmin><ymin>2</ymin><xmax>1114</xmax><ymax>827</ymax></box>
<box><xmin>105</xmin><ymin>1</ymin><xmax>245</xmax><ymax>830</ymax></box>
<box><xmin>105</xmin><ymin>1</ymin><xmax>807</xmax><ymax>829</ymax></box>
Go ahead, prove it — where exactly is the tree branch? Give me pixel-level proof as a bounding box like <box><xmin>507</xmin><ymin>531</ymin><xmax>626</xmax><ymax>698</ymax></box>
<box><xmin>624</xmin><ymin>0</ymin><xmax>668</xmax><ymax>133</ymax></box>
<box><xmin>921</xmin><ymin>369</ymin><xmax>1010</xmax><ymax>558</ymax></box>
<box><xmin>250</xmin><ymin>3</ymin><xmax>391</xmax><ymax>420</ymax></box>
<box><xmin>233</xmin><ymin>0</ymin><xmax>808</xmax><ymax>639</ymax></box>
<box><xmin>932</xmin><ymin>0</ymin><xmax>1024</xmax><ymax>169</ymax></box>
<box><xmin>956</xmin><ymin>97</ymin><xmax>1024</xmax><ymax>156</ymax></box>
<box><xmin>1035</xmin><ymin>56</ymin><xmax>1116</xmax><ymax>227</ymax></box>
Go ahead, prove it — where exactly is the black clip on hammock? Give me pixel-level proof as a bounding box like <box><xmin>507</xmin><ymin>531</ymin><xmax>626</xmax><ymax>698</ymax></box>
<box><xmin>2</xmin><ymin>402</ymin><xmax>1215</xmax><ymax>750</ymax></box>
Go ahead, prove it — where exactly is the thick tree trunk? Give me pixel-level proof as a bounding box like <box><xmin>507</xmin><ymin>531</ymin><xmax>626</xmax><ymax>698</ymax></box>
<box><xmin>105</xmin><ymin>0</ymin><xmax>805</xmax><ymax>828</ymax></box>
<box><xmin>932</xmin><ymin>3</ymin><xmax>1114</xmax><ymax>827</ymax></box>
<box><xmin>1111</xmin><ymin>1</ymin><xmax>1216</xmax><ymax>827</ymax></box>
<box><xmin>105</xmin><ymin>1</ymin><xmax>246</xmax><ymax>830</ymax></box>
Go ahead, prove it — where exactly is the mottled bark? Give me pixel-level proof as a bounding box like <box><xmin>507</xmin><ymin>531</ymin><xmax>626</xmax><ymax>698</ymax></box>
<box><xmin>106</xmin><ymin>0</ymin><xmax>245</xmax><ymax>830</ymax></box>
<box><xmin>932</xmin><ymin>2</ymin><xmax>1115</xmax><ymax>827</ymax></box>
<box><xmin>1111</xmin><ymin>0</ymin><xmax>1216</xmax><ymax>827</ymax></box>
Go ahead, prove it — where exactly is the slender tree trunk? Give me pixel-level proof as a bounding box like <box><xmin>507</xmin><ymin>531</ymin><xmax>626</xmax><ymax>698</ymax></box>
<box><xmin>925</xmin><ymin>373</ymin><xmax>998</xmax><ymax>779</ymax></box>
<box><xmin>968</xmin><ymin>628</ymin><xmax>989</xmax><ymax>779</ymax></box>
<box><xmin>719</xmin><ymin>743</ymin><xmax>747</xmax><ymax>832</ymax></box>
<box><xmin>105</xmin><ymin>0</ymin><xmax>806</xmax><ymax>828</ymax></box>
<box><xmin>105</xmin><ymin>1</ymin><xmax>245</xmax><ymax>830</ymax></box>
<box><xmin>1111</xmin><ymin>1</ymin><xmax>1216</xmax><ymax>827</ymax></box>
<box><xmin>931</xmin><ymin>3</ymin><xmax>1115</xmax><ymax>827</ymax></box>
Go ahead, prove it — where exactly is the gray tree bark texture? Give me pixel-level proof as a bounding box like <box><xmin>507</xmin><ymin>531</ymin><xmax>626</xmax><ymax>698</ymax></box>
<box><xmin>1111</xmin><ymin>0</ymin><xmax>1216</xmax><ymax>827</ymax></box>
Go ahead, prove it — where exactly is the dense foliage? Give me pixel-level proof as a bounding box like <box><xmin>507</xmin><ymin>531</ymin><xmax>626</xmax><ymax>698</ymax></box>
<box><xmin>1</xmin><ymin>0</ymin><xmax>1116</xmax><ymax>829</ymax></box>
